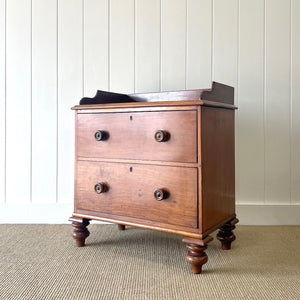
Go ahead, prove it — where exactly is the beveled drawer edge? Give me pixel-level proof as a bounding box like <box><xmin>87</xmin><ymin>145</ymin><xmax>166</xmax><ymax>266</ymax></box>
<box><xmin>72</xmin><ymin>101</ymin><xmax>200</xmax><ymax>110</ymax></box>
<box><xmin>73</xmin><ymin>212</ymin><xmax>202</xmax><ymax>239</ymax></box>
<box><xmin>77</xmin><ymin>157</ymin><xmax>199</xmax><ymax>167</ymax></box>
<box><xmin>74</xmin><ymin>106</ymin><xmax>198</xmax><ymax>114</ymax></box>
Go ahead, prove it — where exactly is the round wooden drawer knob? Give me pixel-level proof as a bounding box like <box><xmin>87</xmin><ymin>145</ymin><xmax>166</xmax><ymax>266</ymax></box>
<box><xmin>154</xmin><ymin>130</ymin><xmax>170</xmax><ymax>142</ymax></box>
<box><xmin>154</xmin><ymin>189</ymin><xmax>168</xmax><ymax>201</ymax></box>
<box><xmin>94</xmin><ymin>182</ymin><xmax>108</xmax><ymax>194</ymax></box>
<box><xmin>94</xmin><ymin>130</ymin><xmax>108</xmax><ymax>141</ymax></box>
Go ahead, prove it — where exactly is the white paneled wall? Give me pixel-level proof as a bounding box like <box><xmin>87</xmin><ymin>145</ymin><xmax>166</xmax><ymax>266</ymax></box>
<box><xmin>238</xmin><ymin>0</ymin><xmax>264</xmax><ymax>205</ymax></box>
<box><xmin>135</xmin><ymin>0</ymin><xmax>160</xmax><ymax>92</ymax></box>
<box><xmin>0</xmin><ymin>0</ymin><xmax>299</xmax><ymax>224</ymax></box>
<box><xmin>6</xmin><ymin>0</ymin><xmax>32</xmax><ymax>204</ymax></box>
<box><xmin>32</xmin><ymin>0</ymin><xmax>57</xmax><ymax>204</ymax></box>
<box><xmin>292</xmin><ymin>0</ymin><xmax>300</xmax><ymax>205</ymax></box>
<box><xmin>57</xmin><ymin>0</ymin><xmax>83</xmax><ymax>204</ymax></box>
<box><xmin>0</xmin><ymin>0</ymin><xmax>5</xmax><ymax>204</ymax></box>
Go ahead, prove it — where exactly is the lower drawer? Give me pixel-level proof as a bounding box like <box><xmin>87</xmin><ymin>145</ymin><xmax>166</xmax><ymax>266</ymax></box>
<box><xmin>76</xmin><ymin>161</ymin><xmax>198</xmax><ymax>228</ymax></box>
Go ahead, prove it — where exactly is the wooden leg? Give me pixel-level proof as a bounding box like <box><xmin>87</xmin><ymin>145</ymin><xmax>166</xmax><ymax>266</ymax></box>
<box><xmin>182</xmin><ymin>236</ymin><xmax>213</xmax><ymax>274</ymax></box>
<box><xmin>69</xmin><ymin>217</ymin><xmax>90</xmax><ymax>247</ymax></box>
<box><xmin>117</xmin><ymin>224</ymin><xmax>125</xmax><ymax>230</ymax></box>
<box><xmin>217</xmin><ymin>218</ymin><xmax>239</xmax><ymax>250</ymax></box>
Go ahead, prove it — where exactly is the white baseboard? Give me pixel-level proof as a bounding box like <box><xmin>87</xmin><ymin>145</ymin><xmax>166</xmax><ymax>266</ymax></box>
<box><xmin>236</xmin><ymin>204</ymin><xmax>300</xmax><ymax>225</ymax></box>
<box><xmin>0</xmin><ymin>203</ymin><xmax>75</xmax><ymax>224</ymax></box>
<box><xmin>0</xmin><ymin>203</ymin><xmax>299</xmax><ymax>225</ymax></box>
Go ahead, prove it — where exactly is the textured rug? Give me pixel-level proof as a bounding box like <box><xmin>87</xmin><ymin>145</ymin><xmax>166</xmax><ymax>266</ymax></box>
<box><xmin>0</xmin><ymin>225</ymin><xmax>299</xmax><ymax>300</ymax></box>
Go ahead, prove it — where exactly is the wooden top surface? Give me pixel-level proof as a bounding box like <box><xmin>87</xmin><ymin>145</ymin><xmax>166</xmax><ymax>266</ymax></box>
<box><xmin>72</xmin><ymin>81</ymin><xmax>237</xmax><ymax>111</ymax></box>
<box><xmin>72</xmin><ymin>99</ymin><xmax>237</xmax><ymax>111</ymax></box>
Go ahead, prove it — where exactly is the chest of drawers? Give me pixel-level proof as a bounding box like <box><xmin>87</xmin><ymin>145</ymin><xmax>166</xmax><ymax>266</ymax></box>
<box><xmin>69</xmin><ymin>82</ymin><xmax>238</xmax><ymax>274</ymax></box>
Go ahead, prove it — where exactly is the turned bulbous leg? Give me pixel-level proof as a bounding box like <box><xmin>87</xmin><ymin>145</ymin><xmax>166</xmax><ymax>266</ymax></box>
<box><xmin>71</xmin><ymin>218</ymin><xmax>90</xmax><ymax>247</ymax></box>
<box><xmin>185</xmin><ymin>244</ymin><xmax>208</xmax><ymax>274</ymax></box>
<box><xmin>117</xmin><ymin>224</ymin><xmax>125</xmax><ymax>230</ymax></box>
<box><xmin>217</xmin><ymin>218</ymin><xmax>239</xmax><ymax>250</ymax></box>
<box><xmin>183</xmin><ymin>236</ymin><xmax>213</xmax><ymax>274</ymax></box>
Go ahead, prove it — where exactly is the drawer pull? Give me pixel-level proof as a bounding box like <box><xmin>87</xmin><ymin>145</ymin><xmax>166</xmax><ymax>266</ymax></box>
<box><xmin>154</xmin><ymin>130</ymin><xmax>170</xmax><ymax>142</ymax></box>
<box><xmin>94</xmin><ymin>183</ymin><xmax>108</xmax><ymax>194</ymax></box>
<box><xmin>94</xmin><ymin>130</ymin><xmax>108</xmax><ymax>141</ymax></box>
<box><xmin>154</xmin><ymin>189</ymin><xmax>168</xmax><ymax>201</ymax></box>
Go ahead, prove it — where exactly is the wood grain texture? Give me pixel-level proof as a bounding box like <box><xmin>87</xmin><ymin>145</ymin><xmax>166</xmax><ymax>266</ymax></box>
<box><xmin>135</xmin><ymin>0</ymin><xmax>160</xmax><ymax>93</ymax></box>
<box><xmin>77</xmin><ymin>110</ymin><xmax>197</xmax><ymax>163</ymax></box>
<box><xmin>73</xmin><ymin>211</ymin><xmax>202</xmax><ymax>238</ymax></box>
<box><xmin>83</xmin><ymin>0</ymin><xmax>109</xmax><ymax>96</ymax></box>
<box><xmin>32</xmin><ymin>0</ymin><xmax>57</xmax><ymax>203</ymax></box>
<box><xmin>291</xmin><ymin>0</ymin><xmax>300</xmax><ymax>204</ymax></box>
<box><xmin>78</xmin><ymin>157</ymin><xmax>197</xmax><ymax>168</ymax></box>
<box><xmin>201</xmin><ymin>107</ymin><xmax>235</xmax><ymax>232</ymax></box>
<box><xmin>57</xmin><ymin>0</ymin><xmax>82</xmax><ymax>203</ymax></box>
<box><xmin>0</xmin><ymin>0</ymin><xmax>5</xmax><ymax>203</ymax></box>
<box><xmin>265</xmin><ymin>0</ymin><xmax>291</xmax><ymax>204</ymax></box>
<box><xmin>110</xmin><ymin>0</ymin><xmax>134</xmax><ymax>93</ymax></box>
<box><xmin>6</xmin><ymin>0</ymin><xmax>31</xmax><ymax>203</ymax></box>
<box><xmin>238</xmin><ymin>0</ymin><xmax>264</xmax><ymax>204</ymax></box>
<box><xmin>76</xmin><ymin>161</ymin><xmax>198</xmax><ymax>228</ymax></box>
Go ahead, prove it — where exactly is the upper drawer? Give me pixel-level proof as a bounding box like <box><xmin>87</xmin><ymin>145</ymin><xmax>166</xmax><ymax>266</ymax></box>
<box><xmin>77</xmin><ymin>110</ymin><xmax>197</xmax><ymax>163</ymax></box>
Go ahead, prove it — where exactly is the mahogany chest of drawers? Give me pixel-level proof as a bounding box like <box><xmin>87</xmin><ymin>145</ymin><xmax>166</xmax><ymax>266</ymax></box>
<box><xmin>69</xmin><ymin>82</ymin><xmax>238</xmax><ymax>274</ymax></box>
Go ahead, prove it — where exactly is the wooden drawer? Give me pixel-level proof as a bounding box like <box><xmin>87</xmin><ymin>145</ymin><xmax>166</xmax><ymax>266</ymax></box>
<box><xmin>77</xmin><ymin>110</ymin><xmax>197</xmax><ymax>163</ymax></box>
<box><xmin>76</xmin><ymin>161</ymin><xmax>198</xmax><ymax>228</ymax></box>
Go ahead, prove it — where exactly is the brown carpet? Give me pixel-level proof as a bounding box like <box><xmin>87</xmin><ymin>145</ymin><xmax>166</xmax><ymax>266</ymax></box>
<box><xmin>0</xmin><ymin>225</ymin><xmax>299</xmax><ymax>300</ymax></box>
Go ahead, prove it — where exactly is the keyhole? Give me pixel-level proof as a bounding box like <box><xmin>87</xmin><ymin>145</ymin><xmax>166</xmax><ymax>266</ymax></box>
<box><xmin>130</xmin><ymin>167</ymin><xmax>133</xmax><ymax>172</ymax></box>
<box><xmin>130</xmin><ymin>116</ymin><xmax>133</xmax><ymax>121</ymax></box>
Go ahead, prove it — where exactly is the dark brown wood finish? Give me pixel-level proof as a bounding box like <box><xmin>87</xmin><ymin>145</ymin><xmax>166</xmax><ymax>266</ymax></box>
<box><xmin>217</xmin><ymin>218</ymin><xmax>239</xmax><ymax>250</ymax></box>
<box><xmin>201</xmin><ymin>106</ymin><xmax>236</xmax><ymax>233</ymax></box>
<box><xmin>117</xmin><ymin>224</ymin><xmax>125</xmax><ymax>230</ymax></box>
<box><xmin>77</xmin><ymin>110</ymin><xmax>197</xmax><ymax>163</ymax></box>
<box><xmin>129</xmin><ymin>81</ymin><xmax>234</xmax><ymax>105</ymax></box>
<box><xmin>70</xmin><ymin>81</ymin><xmax>238</xmax><ymax>274</ymax></box>
<box><xmin>69</xmin><ymin>217</ymin><xmax>90</xmax><ymax>247</ymax></box>
<box><xmin>76</xmin><ymin>161</ymin><xmax>198</xmax><ymax>228</ymax></box>
<box><xmin>73</xmin><ymin>100</ymin><xmax>236</xmax><ymax>111</ymax></box>
<box><xmin>201</xmin><ymin>81</ymin><xmax>234</xmax><ymax>104</ymax></box>
<box><xmin>182</xmin><ymin>236</ymin><xmax>213</xmax><ymax>274</ymax></box>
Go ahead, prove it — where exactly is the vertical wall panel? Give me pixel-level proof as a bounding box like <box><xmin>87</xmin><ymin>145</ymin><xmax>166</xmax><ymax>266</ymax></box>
<box><xmin>291</xmin><ymin>0</ymin><xmax>300</xmax><ymax>204</ymax></box>
<box><xmin>57</xmin><ymin>0</ymin><xmax>82</xmax><ymax>203</ymax></box>
<box><xmin>84</xmin><ymin>0</ymin><xmax>109</xmax><ymax>97</ymax></box>
<box><xmin>186</xmin><ymin>0</ymin><xmax>212</xmax><ymax>89</ymax></box>
<box><xmin>6</xmin><ymin>0</ymin><xmax>31</xmax><ymax>203</ymax></box>
<box><xmin>0</xmin><ymin>0</ymin><xmax>5</xmax><ymax>203</ymax></box>
<box><xmin>212</xmin><ymin>0</ymin><xmax>238</xmax><ymax>87</ymax></box>
<box><xmin>135</xmin><ymin>0</ymin><xmax>160</xmax><ymax>93</ymax></box>
<box><xmin>110</xmin><ymin>0</ymin><xmax>134</xmax><ymax>93</ymax></box>
<box><xmin>212</xmin><ymin>0</ymin><xmax>239</xmax><ymax>202</ymax></box>
<box><xmin>238</xmin><ymin>0</ymin><xmax>264</xmax><ymax>204</ymax></box>
<box><xmin>161</xmin><ymin>0</ymin><xmax>186</xmax><ymax>91</ymax></box>
<box><xmin>31</xmin><ymin>0</ymin><xmax>57</xmax><ymax>203</ymax></box>
<box><xmin>265</xmin><ymin>0</ymin><xmax>291</xmax><ymax>204</ymax></box>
